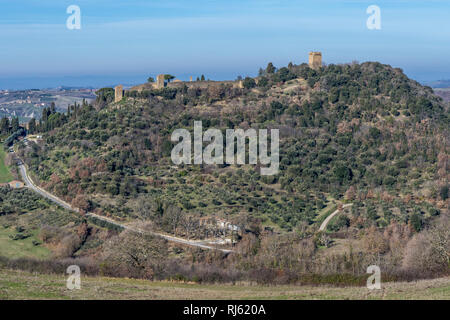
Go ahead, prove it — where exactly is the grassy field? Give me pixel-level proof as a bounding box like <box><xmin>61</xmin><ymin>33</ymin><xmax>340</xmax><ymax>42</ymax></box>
<box><xmin>0</xmin><ymin>226</ymin><xmax>51</xmax><ymax>260</ymax></box>
<box><xmin>0</xmin><ymin>148</ymin><xmax>13</xmax><ymax>183</ymax></box>
<box><xmin>0</xmin><ymin>269</ymin><xmax>448</xmax><ymax>300</ymax></box>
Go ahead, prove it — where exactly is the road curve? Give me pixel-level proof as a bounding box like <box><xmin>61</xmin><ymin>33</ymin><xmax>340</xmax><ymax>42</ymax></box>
<box><xmin>19</xmin><ymin>164</ymin><xmax>76</xmax><ymax>212</ymax></box>
<box><xmin>17</xmin><ymin>163</ymin><xmax>232</xmax><ymax>253</ymax></box>
<box><xmin>319</xmin><ymin>203</ymin><xmax>353</xmax><ymax>232</ymax></box>
<box><xmin>87</xmin><ymin>211</ymin><xmax>233</xmax><ymax>253</ymax></box>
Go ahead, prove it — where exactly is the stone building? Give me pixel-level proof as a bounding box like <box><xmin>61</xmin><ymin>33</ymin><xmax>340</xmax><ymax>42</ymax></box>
<box><xmin>309</xmin><ymin>52</ymin><xmax>322</xmax><ymax>69</ymax></box>
<box><xmin>156</xmin><ymin>74</ymin><xmax>166</xmax><ymax>89</ymax></box>
<box><xmin>114</xmin><ymin>85</ymin><xmax>123</xmax><ymax>102</ymax></box>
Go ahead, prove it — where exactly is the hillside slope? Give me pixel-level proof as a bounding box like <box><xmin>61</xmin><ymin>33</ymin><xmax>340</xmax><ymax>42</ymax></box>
<box><xmin>5</xmin><ymin>61</ymin><xmax>448</xmax><ymax>284</ymax></box>
<box><xmin>19</xmin><ymin>62</ymin><xmax>448</xmax><ymax>233</ymax></box>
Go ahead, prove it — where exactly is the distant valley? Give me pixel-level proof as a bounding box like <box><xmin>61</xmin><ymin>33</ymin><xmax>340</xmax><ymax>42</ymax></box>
<box><xmin>434</xmin><ymin>88</ymin><xmax>450</xmax><ymax>102</ymax></box>
<box><xmin>424</xmin><ymin>79</ymin><xmax>450</xmax><ymax>102</ymax></box>
<box><xmin>0</xmin><ymin>87</ymin><xmax>96</xmax><ymax>122</ymax></box>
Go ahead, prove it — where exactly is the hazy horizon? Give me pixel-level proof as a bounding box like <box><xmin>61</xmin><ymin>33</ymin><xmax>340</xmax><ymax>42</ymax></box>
<box><xmin>1</xmin><ymin>0</ymin><xmax>450</xmax><ymax>90</ymax></box>
<box><xmin>1</xmin><ymin>62</ymin><xmax>448</xmax><ymax>91</ymax></box>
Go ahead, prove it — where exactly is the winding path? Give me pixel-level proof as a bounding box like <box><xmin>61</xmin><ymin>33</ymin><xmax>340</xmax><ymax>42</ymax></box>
<box><xmin>319</xmin><ymin>203</ymin><xmax>353</xmax><ymax>232</ymax></box>
<box><xmin>17</xmin><ymin>162</ymin><xmax>232</xmax><ymax>253</ymax></box>
<box><xmin>19</xmin><ymin>164</ymin><xmax>74</xmax><ymax>212</ymax></box>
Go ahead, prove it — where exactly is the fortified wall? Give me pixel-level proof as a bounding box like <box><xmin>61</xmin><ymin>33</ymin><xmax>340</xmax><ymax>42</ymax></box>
<box><xmin>115</xmin><ymin>52</ymin><xmax>321</xmax><ymax>100</ymax></box>
<box><xmin>129</xmin><ymin>77</ymin><xmax>243</xmax><ymax>92</ymax></box>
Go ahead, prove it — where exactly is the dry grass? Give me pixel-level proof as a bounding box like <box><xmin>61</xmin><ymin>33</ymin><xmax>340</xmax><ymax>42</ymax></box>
<box><xmin>0</xmin><ymin>269</ymin><xmax>448</xmax><ymax>300</ymax></box>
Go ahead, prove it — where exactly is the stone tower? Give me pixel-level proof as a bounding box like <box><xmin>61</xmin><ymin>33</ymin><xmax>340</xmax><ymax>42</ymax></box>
<box><xmin>114</xmin><ymin>85</ymin><xmax>123</xmax><ymax>102</ymax></box>
<box><xmin>156</xmin><ymin>74</ymin><xmax>166</xmax><ymax>89</ymax></box>
<box><xmin>309</xmin><ymin>52</ymin><xmax>322</xmax><ymax>69</ymax></box>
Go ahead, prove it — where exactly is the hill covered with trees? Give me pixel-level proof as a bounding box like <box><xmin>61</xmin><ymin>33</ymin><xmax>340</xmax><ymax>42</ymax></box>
<box><xmin>19</xmin><ymin>62</ymin><xmax>448</xmax><ymax>229</ymax></box>
<box><xmin>8</xmin><ymin>61</ymin><xmax>448</xmax><ymax>283</ymax></box>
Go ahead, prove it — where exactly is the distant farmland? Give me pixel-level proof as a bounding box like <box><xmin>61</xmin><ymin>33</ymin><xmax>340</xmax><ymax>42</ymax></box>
<box><xmin>434</xmin><ymin>88</ymin><xmax>450</xmax><ymax>102</ymax></box>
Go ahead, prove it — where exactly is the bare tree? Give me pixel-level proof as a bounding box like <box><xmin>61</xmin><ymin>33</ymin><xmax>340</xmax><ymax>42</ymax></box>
<box><xmin>102</xmin><ymin>230</ymin><xmax>168</xmax><ymax>279</ymax></box>
<box><xmin>402</xmin><ymin>215</ymin><xmax>449</xmax><ymax>274</ymax></box>
<box><xmin>163</xmin><ymin>205</ymin><xmax>183</xmax><ymax>235</ymax></box>
<box><xmin>181</xmin><ymin>215</ymin><xmax>198</xmax><ymax>240</ymax></box>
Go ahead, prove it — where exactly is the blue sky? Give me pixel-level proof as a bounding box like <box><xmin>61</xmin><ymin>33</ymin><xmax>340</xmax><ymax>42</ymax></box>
<box><xmin>0</xmin><ymin>0</ymin><xmax>449</xmax><ymax>89</ymax></box>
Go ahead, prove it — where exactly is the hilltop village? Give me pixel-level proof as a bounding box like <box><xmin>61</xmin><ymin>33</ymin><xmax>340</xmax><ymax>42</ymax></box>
<box><xmin>113</xmin><ymin>52</ymin><xmax>323</xmax><ymax>102</ymax></box>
